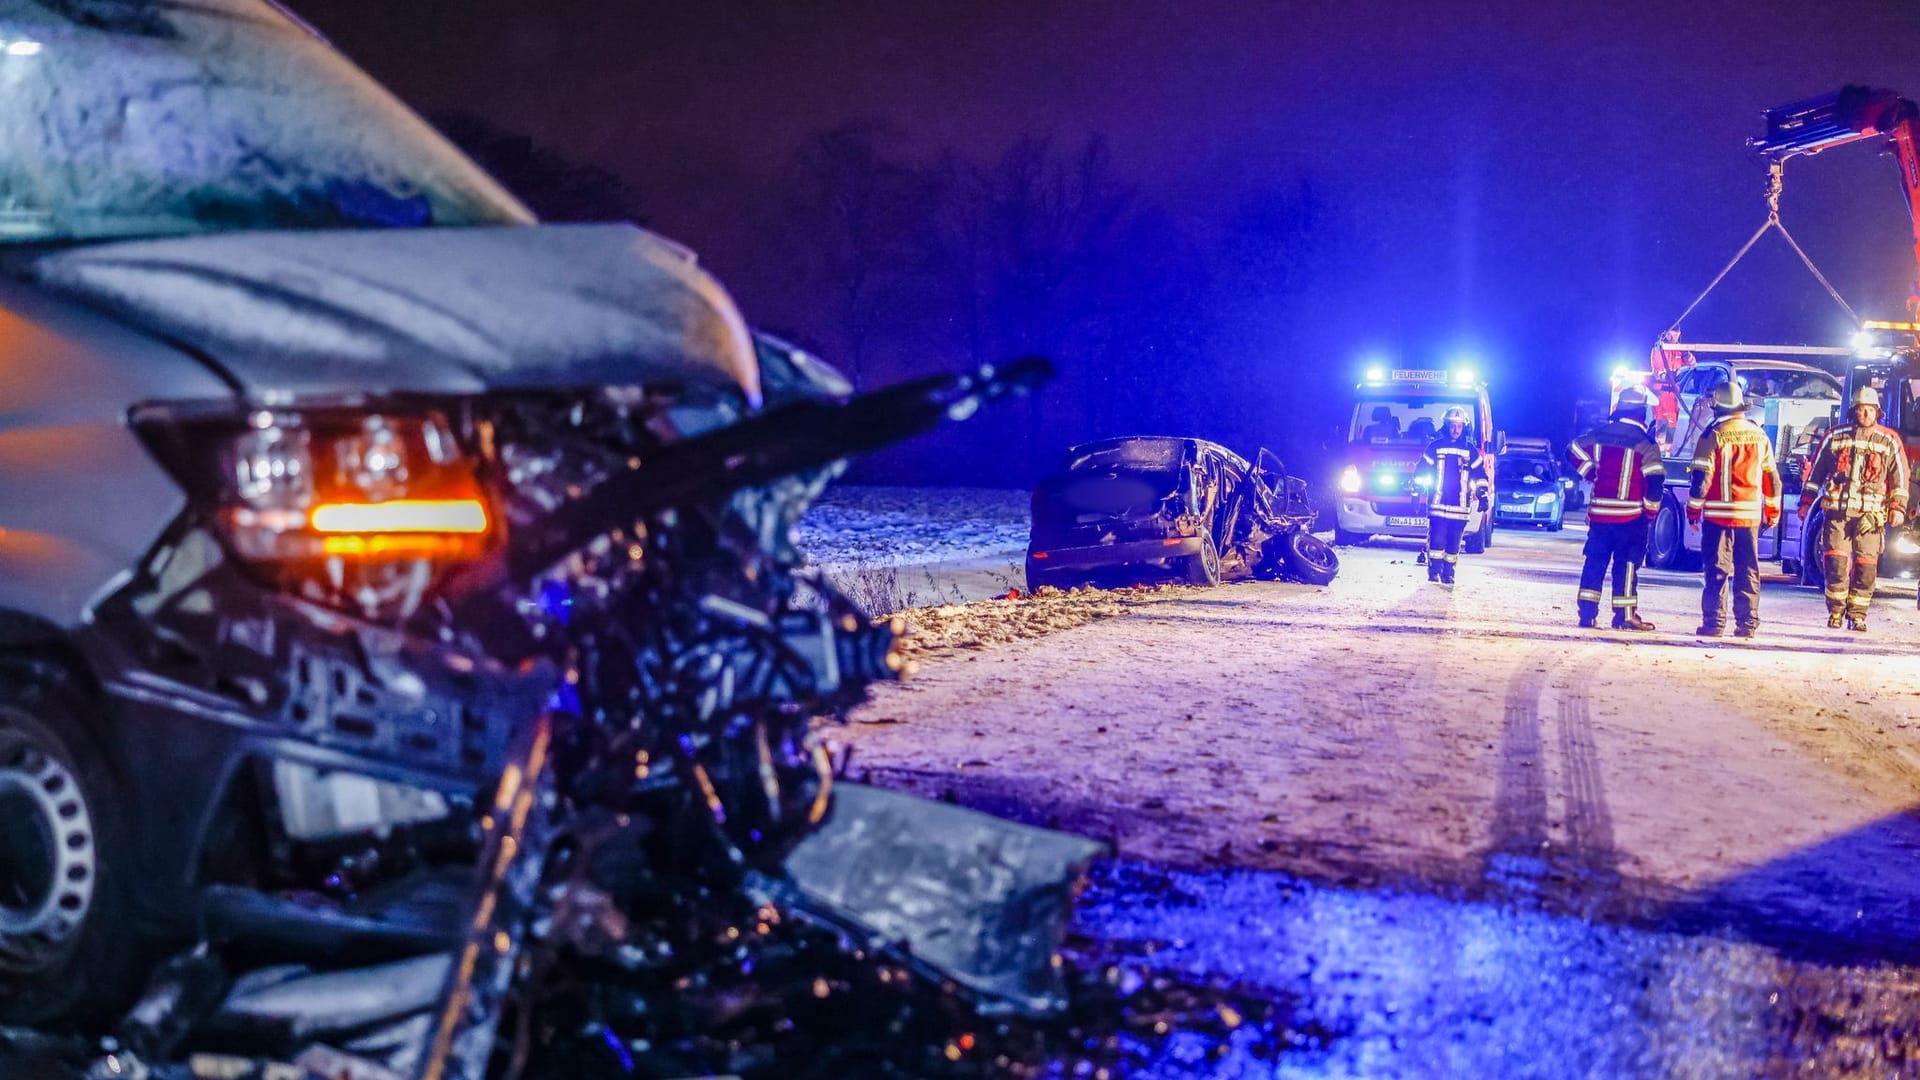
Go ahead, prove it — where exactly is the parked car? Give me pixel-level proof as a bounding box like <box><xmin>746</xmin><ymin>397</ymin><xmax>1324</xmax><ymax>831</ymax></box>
<box><xmin>1492</xmin><ymin>438</ymin><xmax>1567</xmax><ymax>530</ymax></box>
<box><xmin>1026</xmin><ymin>436</ymin><xmax>1339</xmax><ymax>590</ymax></box>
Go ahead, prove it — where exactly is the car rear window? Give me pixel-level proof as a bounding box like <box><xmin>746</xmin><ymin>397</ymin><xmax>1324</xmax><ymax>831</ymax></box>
<box><xmin>1064</xmin><ymin>440</ymin><xmax>1186</xmax><ymax>474</ymax></box>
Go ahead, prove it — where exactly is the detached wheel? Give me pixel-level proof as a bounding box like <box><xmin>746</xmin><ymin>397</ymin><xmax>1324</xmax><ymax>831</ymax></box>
<box><xmin>1283</xmin><ymin>531</ymin><xmax>1340</xmax><ymax>585</ymax></box>
<box><xmin>0</xmin><ymin>680</ymin><xmax>139</xmax><ymax>1027</ymax></box>
<box><xmin>1186</xmin><ymin>535</ymin><xmax>1222</xmax><ymax>586</ymax></box>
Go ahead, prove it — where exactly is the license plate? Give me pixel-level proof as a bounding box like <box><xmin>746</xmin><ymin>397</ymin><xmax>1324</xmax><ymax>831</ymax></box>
<box><xmin>1387</xmin><ymin>516</ymin><xmax>1428</xmax><ymax>527</ymax></box>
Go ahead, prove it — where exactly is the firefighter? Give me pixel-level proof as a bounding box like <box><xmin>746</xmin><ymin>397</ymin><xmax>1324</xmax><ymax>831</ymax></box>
<box><xmin>1567</xmin><ymin>386</ymin><xmax>1664</xmax><ymax>630</ymax></box>
<box><xmin>1685</xmin><ymin>381</ymin><xmax>1781</xmax><ymax>638</ymax></box>
<box><xmin>1417</xmin><ymin>405</ymin><xmax>1488</xmax><ymax>585</ymax></box>
<box><xmin>1797</xmin><ymin>386</ymin><xmax>1909</xmax><ymax>631</ymax></box>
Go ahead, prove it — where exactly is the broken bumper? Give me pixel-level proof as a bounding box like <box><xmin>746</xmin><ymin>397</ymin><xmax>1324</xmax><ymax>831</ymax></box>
<box><xmin>1029</xmin><ymin>535</ymin><xmax>1203</xmax><ymax>571</ymax></box>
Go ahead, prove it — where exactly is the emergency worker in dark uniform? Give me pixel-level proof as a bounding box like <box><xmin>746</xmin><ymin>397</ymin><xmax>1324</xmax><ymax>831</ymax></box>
<box><xmin>1417</xmin><ymin>405</ymin><xmax>1488</xmax><ymax>585</ymax></box>
<box><xmin>1566</xmin><ymin>386</ymin><xmax>1665</xmax><ymax>630</ymax></box>
<box><xmin>1798</xmin><ymin>386</ymin><xmax>1910</xmax><ymax>630</ymax></box>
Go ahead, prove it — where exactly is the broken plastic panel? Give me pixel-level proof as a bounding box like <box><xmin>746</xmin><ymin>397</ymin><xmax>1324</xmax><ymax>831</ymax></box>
<box><xmin>782</xmin><ymin>782</ymin><xmax>1108</xmax><ymax>1013</ymax></box>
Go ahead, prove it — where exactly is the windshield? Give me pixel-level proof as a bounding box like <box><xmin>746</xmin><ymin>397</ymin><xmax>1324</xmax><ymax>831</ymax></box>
<box><xmin>1497</xmin><ymin>455</ymin><xmax>1557</xmax><ymax>485</ymax></box>
<box><xmin>0</xmin><ymin>0</ymin><xmax>532</xmax><ymax>244</ymax></box>
<box><xmin>1349</xmin><ymin>396</ymin><xmax>1478</xmax><ymax>446</ymax></box>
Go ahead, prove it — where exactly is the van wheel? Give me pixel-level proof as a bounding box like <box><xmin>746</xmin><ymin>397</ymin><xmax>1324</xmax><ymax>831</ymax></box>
<box><xmin>0</xmin><ymin>676</ymin><xmax>140</xmax><ymax>1028</ymax></box>
<box><xmin>1186</xmin><ymin>535</ymin><xmax>1222</xmax><ymax>586</ymax></box>
<box><xmin>1283</xmin><ymin>532</ymin><xmax>1340</xmax><ymax>585</ymax></box>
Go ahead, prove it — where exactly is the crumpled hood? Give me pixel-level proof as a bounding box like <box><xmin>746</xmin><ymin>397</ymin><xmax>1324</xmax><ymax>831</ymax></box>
<box><xmin>22</xmin><ymin>223</ymin><xmax>761</xmax><ymax>404</ymax></box>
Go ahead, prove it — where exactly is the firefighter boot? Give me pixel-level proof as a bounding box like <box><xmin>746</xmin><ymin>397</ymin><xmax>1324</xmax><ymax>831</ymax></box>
<box><xmin>1828</xmin><ymin>611</ymin><xmax>1845</xmax><ymax>629</ymax></box>
<box><xmin>1612</xmin><ymin>610</ymin><xmax>1655</xmax><ymax>631</ymax></box>
<box><xmin>1439</xmin><ymin>561</ymin><xmax>1456</xmax><ymax>586</ymax></box>
<box><xmin>1847</xmin><ymin>613</ymin><xmax>1868</xmax><ymax>633</ymax></box>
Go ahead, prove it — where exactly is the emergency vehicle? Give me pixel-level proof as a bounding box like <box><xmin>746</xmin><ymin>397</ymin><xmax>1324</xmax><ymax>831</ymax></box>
<box><xmin>1334</xmin><ymin>367</ymin><xmax>1500</xmax><ymax>552</ymax></box>
<box><xmin>1619</xmin><ymin>347</ymin><xmax>1841</xmax><ymax>570</ymax></box>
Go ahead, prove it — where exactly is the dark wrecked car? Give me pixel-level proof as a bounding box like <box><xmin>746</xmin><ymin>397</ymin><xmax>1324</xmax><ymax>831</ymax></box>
<box><xmin>0</xmin><ymin>4</ymin><xmax>1104</xmax><ymax>1078</ymax></box>
<box><xmin>1025</xmin><ymin>436</ymin><xmax>1339</xmax><ymax>591</ymax></box>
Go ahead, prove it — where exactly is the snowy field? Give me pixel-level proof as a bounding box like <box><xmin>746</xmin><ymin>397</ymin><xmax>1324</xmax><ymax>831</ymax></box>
<box><xmin>795</xmin><ymin>484</ymin><xmax>1031</xmax><ymax>570</ymax></box>
<box><xmin>801</xmin><ymin>487</ymin><xmax>1920</xmax><ymax>1075</ymax></box>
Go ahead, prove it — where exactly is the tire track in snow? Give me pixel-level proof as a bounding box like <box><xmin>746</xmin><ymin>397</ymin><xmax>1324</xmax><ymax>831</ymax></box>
<box><xmin>1484</xmin><ymin>651</ymin><xmax>1621</xmax><ymax>906</ymax></box>
<box><xmin>1554</xmin><ymin>663</ymin><xmax>1621</xmax><ymax>905</ymax></box>
<box><xmin>1483</xmin><ymin>658</ymin><xmax>1550</xmax><ymax>902</ymax></box>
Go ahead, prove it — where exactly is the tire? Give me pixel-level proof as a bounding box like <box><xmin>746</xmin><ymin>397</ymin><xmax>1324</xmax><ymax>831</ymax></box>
<box><xmin>1463</xmin><ymin>516</ymin><xmax>1488</xmax><ymax>554</ymax></box>
<box><xmin>1283</xmin><ymin>531</ymin><xmax>1340</xmax><ymax>585</ymax></box>
<box><xmin>1648</xmin><ymin>496</ymin><xmax>1702</xmax><ymax>572</ymax></box>
<box><xmin>1333</xmin><ymin>527</ymin><xmax>1368</xmax><ymax>546</ymax></box>
<box><xmin>1546</xmin><ymin>514</ymin><xmax>1563</xmax><ymax>533</ymax></box>
<box><xmin>1799</xmin><ymin>509</ymin><xmax>1825</xmax><ymax>589</ymax></box>
<box><xmin>1185</xmin><ymin>534</ymin><xmax>1222</xmax><ymax>586</ymax></box>
<box><xmin>1647</xmin><ymin>498</ymin><xmax>1682</xmax><ymax>570</ymax></box>
<box><xmin>0</xmin><ymin>673</ymin><xmax>140</xmax><ymax>1027</ymax></box>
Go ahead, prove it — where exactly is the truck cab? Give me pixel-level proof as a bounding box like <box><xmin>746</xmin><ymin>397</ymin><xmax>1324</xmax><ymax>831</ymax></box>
<box><xmin>1333</xmin><ymin>368</ymin><xmax>1498</xmax><ymax>552</ymax></box>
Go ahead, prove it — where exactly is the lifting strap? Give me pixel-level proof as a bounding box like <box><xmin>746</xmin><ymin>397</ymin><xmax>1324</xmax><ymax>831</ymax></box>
<box><xmin>1665</xmin><ymin>161</ymin><xmax>1861</xmax><ymax>335</ymax></box>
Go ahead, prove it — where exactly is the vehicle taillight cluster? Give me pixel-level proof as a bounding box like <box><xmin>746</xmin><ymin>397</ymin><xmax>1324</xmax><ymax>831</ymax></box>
<box><xmin>221</xmin><ymin>410</ymin><xmax>493</xmax><ymax>564</ymax></box>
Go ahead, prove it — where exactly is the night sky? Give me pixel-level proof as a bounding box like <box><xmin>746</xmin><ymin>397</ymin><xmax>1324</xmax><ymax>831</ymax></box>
<box><xmin>294</xmin><ymin>1</ymin><xmax>1920</xmax><ymax>482</ymax></box>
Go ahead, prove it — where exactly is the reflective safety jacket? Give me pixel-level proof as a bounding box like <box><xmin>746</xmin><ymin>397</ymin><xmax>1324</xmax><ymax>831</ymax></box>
<box><xmin>1419</xmin><ymin>430</ymin><xmax>1488</xmax><ymax>522</ymax></box>
<box><xmin>1805</xmin><ymin>422</ymin><xmax>1910</xmax><ymax>521</ymax></box>
<box><xmin>1567</xmin><ymin>416</ymin><xmax>1664</xmax><ymax>525</ymax></box>
<box><xmin>1686</xmin><ymin>416</ymin><xmax>1780</xmax><ymax>527</ymax></box>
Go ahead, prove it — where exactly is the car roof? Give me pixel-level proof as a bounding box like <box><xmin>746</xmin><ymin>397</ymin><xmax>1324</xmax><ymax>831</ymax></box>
<box><xmin>1062</xmin><ymin>435</ymin><xmax>1246</xmax><ymax>469</ymax></box>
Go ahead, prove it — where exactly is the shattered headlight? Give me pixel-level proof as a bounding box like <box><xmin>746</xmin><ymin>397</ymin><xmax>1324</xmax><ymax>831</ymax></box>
<box><xmin>135</xmin><ymin>402</ymin><xmax>498</xmax><ymax>616</ymax></box>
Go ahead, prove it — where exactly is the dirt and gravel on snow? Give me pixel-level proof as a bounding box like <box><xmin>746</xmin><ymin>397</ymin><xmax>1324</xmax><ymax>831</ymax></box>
<box><xmin>804</xmin><ymin>486</ymin><xmax>1920</xmax><ymax>1076</ymax></box>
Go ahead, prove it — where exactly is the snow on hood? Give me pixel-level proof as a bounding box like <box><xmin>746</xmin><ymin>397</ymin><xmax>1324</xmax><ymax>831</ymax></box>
<box><xmin>23</xmin><ymin>223</ymin><xmax>761</xmax><ymax>405</ymax></box>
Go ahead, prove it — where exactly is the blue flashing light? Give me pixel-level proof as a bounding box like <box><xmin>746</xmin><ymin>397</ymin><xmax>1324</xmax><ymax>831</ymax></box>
<box><xmin>1451</xmin><ymin>367</ymin><xmax>1477</xmax><ymax>387</ymax></box>
<box><xmin>1364</xmin><ymin>365</ymin><xmax>1387</xmax><ymax>384</ymax></box>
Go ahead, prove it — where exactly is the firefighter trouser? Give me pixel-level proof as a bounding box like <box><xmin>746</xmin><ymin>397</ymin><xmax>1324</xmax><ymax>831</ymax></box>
<box><xmin>1821</xmin><ymin>513</ymin><xmax>1884</xmax><ymax>618</ymax></box>
<box><xmin>1577</xmin><ymin>518</ymin><xmax>1648</xmax><ymax>622</ymax></box>
<box><xmin>1700</xmin><ymin>521</ymin><xmax>1761</xmax><ymax>632</ymax></box>
<box><xmin>1427</xmin><ymin>514</ymin><xmax>1467</xmax><ymax>580</ymax></box>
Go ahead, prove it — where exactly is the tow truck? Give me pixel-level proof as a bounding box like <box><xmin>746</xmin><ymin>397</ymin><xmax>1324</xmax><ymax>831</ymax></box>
<box><xmin>1333</xmin><ymin>366</ymin><xmax>1501</xmax><ymax>552</ymax></box>
<box><xmin>1638</xmin><ymin>86</ymin><xmax>1920</xmax><ymax>579</ymax></box>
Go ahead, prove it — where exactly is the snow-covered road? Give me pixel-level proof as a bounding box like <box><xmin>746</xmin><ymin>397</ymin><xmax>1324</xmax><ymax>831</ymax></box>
<box><xmin>829</xmin><ymin>515</ymin><xmax>1920</xmax><ymax>1075</ymax></box>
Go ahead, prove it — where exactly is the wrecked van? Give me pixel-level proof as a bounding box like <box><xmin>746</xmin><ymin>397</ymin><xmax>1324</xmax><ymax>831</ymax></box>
<box><xmin>0</xmin><ymin>3</ymin><xmax>1087</xmax><ymax>1076</ymax></box>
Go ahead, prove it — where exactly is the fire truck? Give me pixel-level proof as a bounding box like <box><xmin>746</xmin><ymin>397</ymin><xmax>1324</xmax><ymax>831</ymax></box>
<box><xmin>1333</xmin><ymin>366</ymin><xmax>1501</xmax><ymax>552</ymax></box>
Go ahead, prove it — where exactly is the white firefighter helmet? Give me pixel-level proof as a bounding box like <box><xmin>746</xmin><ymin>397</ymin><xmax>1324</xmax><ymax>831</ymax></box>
<box><xmin>1711</xmin><ymin>380</ymin><xmax>1745</xmax><ymax>413</ymax></box>
<box><xmin>1614</xmin><ymin>385</ymin><xmax>1650</xmax><ymax>417</ymax></box>
<box><xmin>1853</xmin><ymin>385</ymin><xmax>1882</xmax><ymax>411</ymax></box>
<box><xmin>1442</xmin><ymin>405</ymin><xmax>1470</xmax><ymax>425</ymax></box>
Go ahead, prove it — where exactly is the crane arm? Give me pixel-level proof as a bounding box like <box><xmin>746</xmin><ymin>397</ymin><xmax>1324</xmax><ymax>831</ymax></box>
<box><xmin>1750</xmin><ymin>85</ymin><xmax>1920</xmax><ymax>297</ymax></box>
